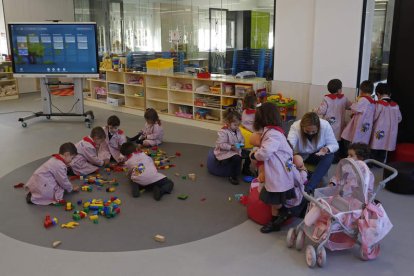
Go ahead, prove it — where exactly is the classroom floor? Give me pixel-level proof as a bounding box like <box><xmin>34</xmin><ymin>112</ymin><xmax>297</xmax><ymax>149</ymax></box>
<box><xmin>0</xmin><ymin>93</ymin><xmax>413</xmax><ymax>276</ymax></box>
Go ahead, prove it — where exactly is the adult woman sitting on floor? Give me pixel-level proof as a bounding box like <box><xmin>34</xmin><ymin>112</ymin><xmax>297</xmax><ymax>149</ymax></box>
<box><xmin>287</xmin><ymin>112</ymin><xmax>339</xmax><ymax>193</ymax></box>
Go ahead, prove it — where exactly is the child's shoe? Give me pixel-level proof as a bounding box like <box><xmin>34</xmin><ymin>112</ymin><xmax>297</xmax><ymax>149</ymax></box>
<box><xmin>153</xmin><ymin>185</ymin><xmax>162</xmax><ymax>201</ymax></box>
<box><xmin>131</xmin><ymin>184</ymin><xmax>140</xmax><ymax>198</ymax></box>
<box><xmin>260</xmin><ymin>220</ymin><xmax>281</xmax><ymax>233</ymax></box>
<box><xmin>228</xmin><ymin>177</ymin><xmax>239</xmax><ymax>185</ymax></box>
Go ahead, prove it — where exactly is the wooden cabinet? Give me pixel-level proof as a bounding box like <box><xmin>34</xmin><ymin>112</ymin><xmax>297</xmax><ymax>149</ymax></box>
<box><xmin>0</xmin><ymin>62</ymin><xmax>19</xmax><ymax>101</ymax></box>
<box><xmin>85</xmin><ymin>71</ymin><xmax>268</xmax><ymax>126</ymax></box>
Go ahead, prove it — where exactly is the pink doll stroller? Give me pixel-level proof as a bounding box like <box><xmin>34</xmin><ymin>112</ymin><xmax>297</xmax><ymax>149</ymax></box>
<box><xmin>286</xmin><ymin>158</ymin><xmax>397</xmax><ymax>268</ymax></box>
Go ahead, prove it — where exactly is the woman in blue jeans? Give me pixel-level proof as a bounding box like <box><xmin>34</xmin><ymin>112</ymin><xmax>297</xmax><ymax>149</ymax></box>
<box><xmin>287</xmin><ymin>112</ymin><xmax>339</xmax><ymax>192</ymax></box>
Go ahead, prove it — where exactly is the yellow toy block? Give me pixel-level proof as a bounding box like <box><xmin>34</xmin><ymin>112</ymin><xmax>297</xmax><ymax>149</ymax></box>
<box><xmin>89</xmin><ymin>215</ymin><xmax>99</xmax><ymax>221</ymax></box>
<box><xmin>113</xmin><ymin>199</ymin><xmax>121</xmax><ymax>205</ymax></box>
<box><xmin>61</xmin><ymin>221</ymin><xmax>79</xmax><ymax>229</ymax></box>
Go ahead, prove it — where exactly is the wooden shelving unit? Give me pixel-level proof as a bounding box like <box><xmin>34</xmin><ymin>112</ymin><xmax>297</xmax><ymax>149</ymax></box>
<box><xmin>0</xmin><ymin>62</ymin><xmax>19</xmax><ymax>101</ymax></box>
<box><xmin>86</xmin><ymin>70</ymin><xmax>268</xmax><ymax>125</ymax></box>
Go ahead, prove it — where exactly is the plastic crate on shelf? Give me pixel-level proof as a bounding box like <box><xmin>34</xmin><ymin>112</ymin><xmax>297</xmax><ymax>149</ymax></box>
<box><xmin>146</xmin><ymin>58</ymin><xmax>174</xmax><ymax>75</ymax></box>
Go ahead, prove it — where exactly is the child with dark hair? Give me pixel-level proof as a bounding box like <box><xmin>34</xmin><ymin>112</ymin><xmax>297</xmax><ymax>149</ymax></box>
<box><xmin>370</xmin><ymin>83</ymin><xmax>402</xmax><ymax>162</ymax></box>
<box><xmin>329</xmin><ymin>142</ymin><xmax>375</xmax><ymax>197</ymax></box>
<box><xmin>342</xmin><ymin>80</ymin><xmax>376</xmax><ymax>145</ymax></box>
<box><xmin>25</xmin><ymin>143</ymin><xmax>79</xmax><ymax>205</ymax></box>
<box><xmin>241</xmin><ymin>92</ymin><xmax>257</xmax><ymax>132</ymax></box>
<box><xmin>70</xmin><ymin>127</ymin><xmax>109</xmax><ymax>175</ymax></box>
<box><xmin>213</xmin><ymin>108</ymin><xmax>251</xmax><ymax>185</ymax></box>
<box><xmin>120</xmin><ymin>142</ymin><xmax>174</xmax><ymax>201</ymax></box>
<box><xmin>128</xmin><ymin>108</ymin><xmax>163</xmax><ymax>147</ymax></box>
<box><xmin>316</xmin><ymin>79</ymin><xmax>351</xmax><ymax>161</ymax></box>
<box><xmin>99</xmin><ymin>115</ymin><xmax>127</xmax><ymax>163</ymax></box>
<box><xmin>250</xmin><ymin>102</ymin><xmax>295</xmax><ymax>233</ymax></box>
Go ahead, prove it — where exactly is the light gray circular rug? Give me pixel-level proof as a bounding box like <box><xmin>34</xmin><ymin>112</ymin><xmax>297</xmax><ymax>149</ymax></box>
<box><xmin>0</xmin><ymin>143</ymin><xmax>249</xmax><ymax>252</ymax></box>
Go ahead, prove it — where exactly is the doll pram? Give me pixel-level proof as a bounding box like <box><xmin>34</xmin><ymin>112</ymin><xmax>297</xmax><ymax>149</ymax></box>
<box><xmin>286</xmin><ymin>158</ymin><xmax>397</xmax><ymax>268</ymax></box>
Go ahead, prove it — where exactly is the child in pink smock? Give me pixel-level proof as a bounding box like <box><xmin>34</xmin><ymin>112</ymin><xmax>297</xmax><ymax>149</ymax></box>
<box><xmin>128</xmin><ymin>108</ymin><xmax>163</xmax><ymax>147</ymax></box>
<box><xmin>25</xmin><ymin>143</ymin><xmax>79</xmax><ymax>205</ymax></box>
<box><xmin>329</xmin><ymin>143</ymin><xmax>375</xmax><ymax>198</ymax></box>
<box><xmin>249</xmin><ymin>102</ymin><xmax>296</xmax><ymax>233</ymax></box>
<box><xmin>241</xmin><ymin>92</ymin><xmax>257</xmax><ymax>132</ymax></box>
<box><xmin>316</xmin><ymin>79</ymin><xmax>352</xmax><ymax>160</ymax></box>
<box><xmin>98</xmin><ymin>115</ymin><xmax>127</xmax><ymax>163</ymax></box>
<box><xmin>214</xmin><ymin>108</ymin><xmax>251</xmax><ymax>185</ymax></box>
<box><xmin>121</xmin><ymin>142</ymin><xmax>174</xmax><ymax>201</ymax></box>
<box><xmin>70</xmin><ymin>127</ymin><xmax>109</xmax><ymax>176</ymax></box>
<box><xmin>341</xmin><ymin>80</ymin><xmax>376</xmax><ymax>145</ymax></box>
<box><xmin>370</xmin><ymin>83</ymin><xmax>402</xmax><ymax>162</ymax></box>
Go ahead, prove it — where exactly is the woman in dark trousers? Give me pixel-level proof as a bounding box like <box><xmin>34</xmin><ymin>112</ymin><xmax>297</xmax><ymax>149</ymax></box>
<box><xmin>287</xmin><ymin>112</ymin><xmax>339</xmax><ymax>193</ymax></box>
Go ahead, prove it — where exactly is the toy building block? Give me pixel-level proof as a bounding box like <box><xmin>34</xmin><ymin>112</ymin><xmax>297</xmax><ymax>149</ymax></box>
<box><xmin>44</xmin><ymin>216</ymin><xmax>57</xmax><ymax>228</ymax></box>
<box><xmin>188</xmin><ymin>173</ymin><xmax>196</xmax><ymax>181</ymax></box>
<box><xmin>154</xmin><ymin>234</ymin><xmax>165</xmax><ymax>242</ymax></box>
<box><xmin>72</xmin><ymin>214</ymin><xmax>81</xmax><ymax>221</ymax></box>
<box><xmin>177</xmin><ymin>194</ymin><xmax>188</xmax><ymax>200</ymax></box>
<box><xmin>234</xmin><ymin>193</ymin><xmax>244</xmax><ymax>201</ymax></box>
<box><xmin>105</xmin><ymin>168</ymin><xmax>111</xmax><ymax>172</ymax></box>
<box><xmin>200</xmin><ymin>197</ymin><xmax>206</xmax><ymax>202</ymax></box>
<box><xmin>61</xmin><ymin>221</ymin><xmax>79</xmax><ymax>229</ymax></box>
<box><xmin>106</xmin><ymin>187</ymin><xmax>116</xmax><ymax>193</ymax></box>
<box><xmin>182</xmin><ymin>176</ymin><xmax>187</xmax><ymax>180</ymax></box>
<box><xmin>89</xmin><ymin>215</ymin><xmax>99</xmax><ymax>221</ymax></box>
<box><xmin>79</xmin><ymin>175</ymin><xmax>84</xmax><ymax>181</ymax></box>
<box><xmin>65</xmin><ymin>202</ymin><xmax>73</xmax><ymax>211</ymax></box>
<box><xmin>69</xmin><ymin>175</ymin><xmax>79</xmax><ymax>181</ymax></box>
<box><xmin>14</xmin><ymin>182</ymin><xmax>25</xmax><ymax>188</ymax></box>
<box><xmin>77</xmin><ymin>200</ymin><xmax>83</xmax><ymax>205</ymax></box>
<box><xmin>175</xmin><ymin>152</ymin><xmax>181</xmax><ymax>157</ymax></box>
<box><xmin>52</xmin><ymin>241</ymin><xmax>62</xmax><ymax>248</ymax></box>
<box><xmin>113</xmin><ymin>198</ymin><xmax>122</xmax><ymax>205</ymax></box>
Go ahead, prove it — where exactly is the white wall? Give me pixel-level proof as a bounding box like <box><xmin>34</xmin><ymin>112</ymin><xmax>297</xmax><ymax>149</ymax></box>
<box><xmin>274</xmin><ymin>0</ymin><xmax>315</xmax><ymax>83</ymax></box>
<box><xmin>3</xmin><ymin>0</ymin><xmax>75</xmax><ymax>93</ymax></box>
<box><xmin>273</xmin><ymin>0</ymin><xmax>364</xmax><ymax>118</ymax></box>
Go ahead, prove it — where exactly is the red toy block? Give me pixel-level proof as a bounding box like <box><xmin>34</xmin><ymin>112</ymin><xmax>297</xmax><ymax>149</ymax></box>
<box><xmin>151</xmin><ymin>146</ymin><xmax>158</xmax><ymax>151</ymax></box>
<box><xmin>14</xmin><ymin>183</ymin><xmax>24</xmax><ymax>188</ymax></box>
<box><xmin>44</xmin><ymin>215</ymin><xmax>53</xmax><ymax>228</ymax></box>
<box><xmin>169</xmin><ymin>164</ymin><xmax>176</xmax><ymax>168</ymax></box>
<box><xmin>175</xmin><ymin>152</ymin><xmax>181</xmax><ymax>157</ymax></box>
<box><xmin>69</xmin><ymin>175</ymin><xmax>79</xmax><ymax>181</ymax></box>
<box><xmin>114</xmin><ymin>208</ymin><xmax>121</xmax><ymax>214</ymax></box>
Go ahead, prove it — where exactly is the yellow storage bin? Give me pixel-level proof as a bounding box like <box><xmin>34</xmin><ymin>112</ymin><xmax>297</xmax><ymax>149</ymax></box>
<box><xmin>240</xmin><ymin>126</ymin><xmax>253</xmax><ymax>149</ymax></box>
<box><xmin>146</xmin><ymin>58</ymin><xmax>174</xmax><ymax>75</ymax></box>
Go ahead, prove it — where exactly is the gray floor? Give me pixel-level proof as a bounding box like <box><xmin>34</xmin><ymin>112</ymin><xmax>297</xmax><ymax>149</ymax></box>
<box><xmin>0</xmin><ymin>93</ymin><xmax>413</xmax><ymax>276</ymax></box>
<box><xmin>0</xmin><ymin>143</ymin><xmax>249</xmax><ymax>252</ymax></box>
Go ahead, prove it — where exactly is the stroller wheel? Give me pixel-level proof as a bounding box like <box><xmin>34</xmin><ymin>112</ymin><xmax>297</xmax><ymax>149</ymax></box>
<box><xmin>360</xmin><ymin>244</ymin><xmax>381</xmax><ymax>261</ymax></box>
<box><xmin>296</xmin><ymin>230</ymin><xmax>305</xmax><ymax>251</ymax></box>
<box><xmin>317</xmin><ymin>247</ymin><xmax>327</xmax><ymax>267</ymax></box>
<box><xmin>286</xmin><ymin>228</ymin><xmax>296</xmax><ymax>248</ymax></box>
<box><xmin>306</xmin><ymin>245</ymin><xmax>317</xmax><ymax>268</ymax></box>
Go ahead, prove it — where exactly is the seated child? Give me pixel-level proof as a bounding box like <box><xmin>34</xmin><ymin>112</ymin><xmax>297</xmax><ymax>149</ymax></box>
<box><xmin>121</xmin><ymin>142</ymin><xmax>174</xmax><ymax>201</ymax></box>
<box><xmin>98</xmin><ymin>115</ymin><xmax>127</xmax><ymax>163</ymax></box>
<box><xmin>241</xmin><ymin>92</ymin><xmax>257</xmax><ymax>132</ymax></box>
<box><xmin>214</xmin><ymin>108</ymin><xmax>251</xmax><ymax>185</ymax></box>
<box><xmin>250</xmin><ymin>132</ymin><xmax>265</xmax><ymax>182</ymax></box>
<box><xmin>128</xmin><ymin>108</ymin><xmax>163</xmax><ymax>147</ymax></box>
<box><xmin>329</xmin><ymin>142</ymin><xmax>375</xmax><ymax>198</ymax></box>
<box><xmin>70</xmin><ymin>127</ymin><xmax>109</xmax><ymax>176</ymax></box>
<box><xmin>25</xmin><ymin>143</ymin><xmax>79</xmax><ymax>205</ymax></box>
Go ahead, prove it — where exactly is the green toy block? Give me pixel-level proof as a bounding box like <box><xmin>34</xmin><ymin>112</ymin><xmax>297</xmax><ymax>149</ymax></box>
<box><xmin>72</xmin><ymin>214</ymin><xmax>81</xmax><ymax>221</ymax></box>
<box><xmin>177</xmin><ymin>194</ymin><xmax>188</xmax><ymax>200</ymax></box>
<box><xmin>182</xmin><ymin>176</ymin><xmax>187</xmax><ymax>180</ymax></box>
<box><xmin>93</xmin><ymin>219</ymin><xmax>99</xmax><ymax>224</ymax></box>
